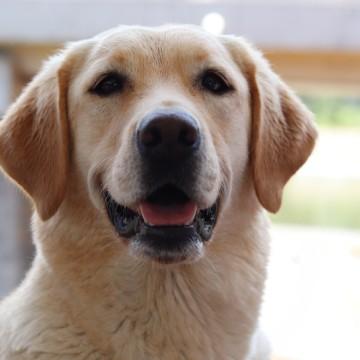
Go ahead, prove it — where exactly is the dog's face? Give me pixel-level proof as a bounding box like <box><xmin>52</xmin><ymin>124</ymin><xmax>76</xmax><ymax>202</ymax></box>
<box><xmin>71</xmin><ymin>27</ymin><xmax>251</xmax><ymax>264</ymax></box>
<box><xmin>0</xmin><ymin>26</ymin><xmax>317</xmax><ymax>265</ymax></box>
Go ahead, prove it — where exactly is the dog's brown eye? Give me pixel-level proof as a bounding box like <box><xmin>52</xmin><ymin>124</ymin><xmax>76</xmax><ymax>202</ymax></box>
<box><xmin>91</xmin><ymin>72</ymin><xmax>126</xmax><ymax>96</ymax></box>
<box><xmin>200</xmin><ymin>70</ymin><xmax>233</xmax><ymax>95</ymax></box>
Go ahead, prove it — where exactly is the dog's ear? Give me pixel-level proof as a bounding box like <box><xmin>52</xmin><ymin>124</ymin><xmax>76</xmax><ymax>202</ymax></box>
<box><xmin>0</xmin><ymin>55</ymin><xmax>70</xmax><ymax>220</ymax></box>
<box><xmin>223</xmin><ymin>37</ymin><xmax>318</xmax><ymax>212</ymax></box>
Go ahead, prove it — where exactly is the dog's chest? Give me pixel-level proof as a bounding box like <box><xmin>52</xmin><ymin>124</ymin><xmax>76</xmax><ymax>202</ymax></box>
<box><xmin>106</xmin><ymin>271</ymin><xmax>250</xmax><ymax>360</ymax></box>
<box><xmin>110</xmin><ymin>312</ymin><xmax>241</xmax><ymax>360</ymax></box>
<box><xmin>111</xmin><ymin>305</ymin><xmax>213</xmax><ymax>359</ymax></box>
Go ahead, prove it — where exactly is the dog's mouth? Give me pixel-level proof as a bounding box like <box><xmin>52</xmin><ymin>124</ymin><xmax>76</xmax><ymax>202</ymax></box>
<box><xmin>103</xmin><ymin>184</ymin><xmax>219</xmax><ymax>264</ymax></box>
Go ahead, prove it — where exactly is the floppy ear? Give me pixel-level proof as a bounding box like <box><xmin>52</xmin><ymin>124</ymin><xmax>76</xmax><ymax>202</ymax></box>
<box><xmin>0</xmin><ymin>55</ymin><xmax>70</xmax><ymax>220</ymax></box>
<box><xmin>224</xmin><ymin>37</ymin><xmax>318</xmax><ymax>212</ymax></box>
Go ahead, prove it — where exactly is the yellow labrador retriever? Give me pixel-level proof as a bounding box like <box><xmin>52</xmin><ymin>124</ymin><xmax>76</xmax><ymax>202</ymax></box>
<box><xmin>0</xmin><ymin>25</ymin><xmax>317</xmax><ymax>359</ymax></box>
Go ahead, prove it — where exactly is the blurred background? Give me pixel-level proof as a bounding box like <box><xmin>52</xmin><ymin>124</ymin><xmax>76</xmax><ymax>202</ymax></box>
<box><xmin>0</xmin><ymin>1</ymin><xmax>359</xmax><ymax>359</ymax></box>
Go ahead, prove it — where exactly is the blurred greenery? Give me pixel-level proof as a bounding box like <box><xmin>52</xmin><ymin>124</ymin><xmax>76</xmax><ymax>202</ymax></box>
<box><xmin>302</xmin><ymin>95</ymin><xmax>360</xmax><ymax>128</ymax></box>
<box><xmin>270</xmin><ymin>95</ymin><xmax>360</xmax><ymax>229</ymax></box>
<box><xmin>272</xmin><ymin>178</ymin><xmax>360</xmax><ymax>229</ymax></box>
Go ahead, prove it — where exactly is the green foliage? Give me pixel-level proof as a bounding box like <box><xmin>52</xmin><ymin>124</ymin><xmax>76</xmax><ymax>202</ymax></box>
<box><xmin>270</xmin><ymin>96</ymin><xmax>360</xmax><ymax>228</ymax></box>
<box><xmin>271</xmin><ymin>178</ymin><xmax>360</xmax><ymax>229</ymax></box>
<box><xmin>301</xmin><ymin>95</ymin><xmax>360</xmax><ymax>128</ymax></box>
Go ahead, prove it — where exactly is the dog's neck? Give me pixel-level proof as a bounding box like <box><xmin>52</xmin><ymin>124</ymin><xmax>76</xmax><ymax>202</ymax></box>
<box><xmin>31</xmin><ymin>180</ymin><xmax>269</xmax><ymax>357</ymax></box>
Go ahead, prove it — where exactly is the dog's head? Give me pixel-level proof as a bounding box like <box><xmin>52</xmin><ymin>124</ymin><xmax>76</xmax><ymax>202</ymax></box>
<box><xmin>0</xmin><ymin>26</ymin><xmax>317</xmax><ymax>265</ymax></box>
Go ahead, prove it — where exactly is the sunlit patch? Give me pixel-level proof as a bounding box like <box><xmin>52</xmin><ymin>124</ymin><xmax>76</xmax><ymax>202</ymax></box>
<box><xmin>201</xmin><ymin>12</ymin><xmax>226</xmax><ymax>35</ymax></box>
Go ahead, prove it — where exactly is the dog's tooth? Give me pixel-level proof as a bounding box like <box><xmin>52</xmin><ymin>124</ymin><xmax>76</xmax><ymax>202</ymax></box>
<box><xmin>139</xmin><ymin>208</ymin><xmax>153</xmax><ymax>226</ymax></box>
<box><xmin>185</xmin><ymin>207</ymin><xmax>197</xmax><ymax>225</ymax></box>
<box><xmin>143</xmin><ymin>218</ymin><xmax>154</xmax><ymax>226</ymax></box>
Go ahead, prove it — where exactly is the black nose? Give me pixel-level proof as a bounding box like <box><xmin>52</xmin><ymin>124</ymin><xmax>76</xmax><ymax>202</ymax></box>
<box><xmin>137</xmin><ymin>109</ymin><xmax>200</xmax><ymax>162</ymax></box>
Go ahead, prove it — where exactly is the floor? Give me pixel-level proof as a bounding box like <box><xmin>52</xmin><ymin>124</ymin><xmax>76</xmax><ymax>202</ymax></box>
<box><xmin>263</xmin><ymin>225</ymin><xmax>360</xmax><ymax>360</ymax></box>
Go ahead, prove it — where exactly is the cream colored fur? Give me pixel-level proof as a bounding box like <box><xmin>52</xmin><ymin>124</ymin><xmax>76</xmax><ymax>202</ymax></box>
<box><xmin>0</xmin><ymin>25</ymin><xmax>317</xmax><ymax>359</ymax></box>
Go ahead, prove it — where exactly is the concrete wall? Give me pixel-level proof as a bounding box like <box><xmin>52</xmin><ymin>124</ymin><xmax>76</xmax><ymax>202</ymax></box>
<box><xmin>0</xmin><ymin>53</ymin><xmax>33</xmax><ymax>297</ymax></box>
<box><xmin>0</xmin><ymin>177</ymin><xmax>28</xmax><ymax>297</ymax></box>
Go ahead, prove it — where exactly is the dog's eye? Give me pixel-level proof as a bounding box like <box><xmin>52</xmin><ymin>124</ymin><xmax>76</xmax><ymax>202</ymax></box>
<box><xmin>90</xmin><ymin>72</ymin><xmax>126</xmax><ymax>96</ymax></box>
<box><xmin>200</xmin><ymin>70</ymin><xmax>233</xmax><ymax>95</ymax></box>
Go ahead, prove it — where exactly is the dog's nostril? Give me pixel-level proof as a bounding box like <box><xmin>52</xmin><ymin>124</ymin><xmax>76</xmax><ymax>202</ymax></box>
<box><xmin>178</xmin><ymin>126</ymin><xmax>198</xmax><ymax>147</ymax></box>
<box><xmin>141</xmin><ymin>127</ymin><xmax>162</xmax><ymax>148</ymax></box>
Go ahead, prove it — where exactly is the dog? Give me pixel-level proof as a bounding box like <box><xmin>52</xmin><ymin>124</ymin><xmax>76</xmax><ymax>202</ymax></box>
<box><xmin>0</xmin><ymin>25</ymin><xmax>317</xmax><ymax>359</ymax></box>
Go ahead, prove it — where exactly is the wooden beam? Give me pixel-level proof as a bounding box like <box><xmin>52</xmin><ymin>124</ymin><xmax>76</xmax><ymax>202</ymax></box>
<box><xmin>4</xmin><ymin>44</ymin><xmax>360</xmax><ymax>96</ymax></box>
<box><xmin>265</xmin><ymin>50</ymin><xmax>360</xmax><ymax>94</ymax></box>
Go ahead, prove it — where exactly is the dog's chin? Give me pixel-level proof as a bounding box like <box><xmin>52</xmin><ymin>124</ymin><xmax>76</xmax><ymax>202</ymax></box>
<box><xmin>102</xmin><ymin>184</ymin><xmax>219</xmax><ymax>265</ymax></box>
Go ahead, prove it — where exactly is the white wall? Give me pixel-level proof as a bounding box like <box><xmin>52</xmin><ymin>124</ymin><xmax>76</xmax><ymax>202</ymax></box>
<box><xmin>0</xmin><ymin>1</ymin><xmax>360</xmax><ymax>50</ymax></box>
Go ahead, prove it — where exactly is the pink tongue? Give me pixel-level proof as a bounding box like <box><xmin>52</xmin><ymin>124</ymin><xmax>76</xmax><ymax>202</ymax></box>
<box><xmin>139</xmin><ymin>201</ymin><xmax>197</xmax><ymax>226</ymax></box>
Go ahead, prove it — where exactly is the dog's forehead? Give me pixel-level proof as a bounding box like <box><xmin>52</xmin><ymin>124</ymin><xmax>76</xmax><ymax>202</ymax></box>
<box><xmin>88</xmin><ymin>25</ymin><xmax>227</xmax><ymax>66</ymax></box>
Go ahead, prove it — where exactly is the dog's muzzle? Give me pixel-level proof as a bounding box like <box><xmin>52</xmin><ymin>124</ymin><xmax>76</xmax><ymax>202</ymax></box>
<box><xmin>103</xmin><ymin>109</ymin><xmax>220</xmax><ymax>264</ymax></box>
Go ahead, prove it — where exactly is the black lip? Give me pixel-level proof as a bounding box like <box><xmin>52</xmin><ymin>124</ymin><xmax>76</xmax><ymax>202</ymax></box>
<box><xmin>135</xmin><ymin>224</ymin><xmax>203</xmax><ymax>264</ymax></box>
<box><xmin>103</xmin><ymin>191</ymin><xmax>140</xmax><ymax>237</ymax></box>
<box><xmin>102</xmin><ymin>187</ymin><xmax>219</xmax><ymax>262</ymax></box>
